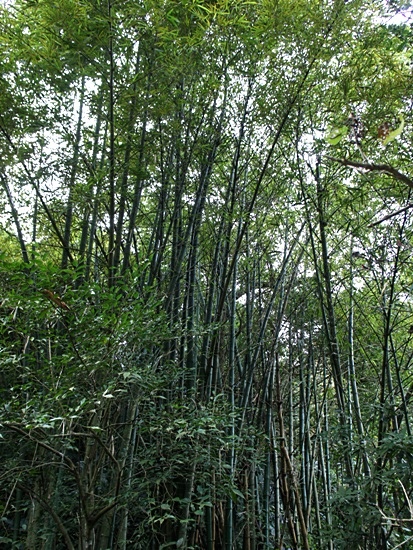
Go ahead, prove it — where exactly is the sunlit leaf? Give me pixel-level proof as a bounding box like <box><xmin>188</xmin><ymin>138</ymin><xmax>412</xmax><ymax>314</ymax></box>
<box><xmin>383</xmin><ymin>116</ymin><xmax>405</xmax><ymax>145</ymax></box>
<box><xmin>326</xmin><ymin>125</ymin><xmax>348</xmax><ymax>145</ymax></box>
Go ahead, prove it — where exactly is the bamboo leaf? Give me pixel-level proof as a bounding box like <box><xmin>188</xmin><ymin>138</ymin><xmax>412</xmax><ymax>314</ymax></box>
<box><xmin>383</xmin><ymin>116</ymin><xmax>405</xmax><ymax>145</ymax></box>
<box><xmin>326</xmin><ymin>125</ymin><xmax>348</xmax><ymax>145</ymax></box>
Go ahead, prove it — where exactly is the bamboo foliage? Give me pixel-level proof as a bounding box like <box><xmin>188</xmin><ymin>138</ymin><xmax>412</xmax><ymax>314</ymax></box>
<box><xmin>0</xmin><ymin>0</ymin><xmax>413</xmax><ymax>549</ymax></box>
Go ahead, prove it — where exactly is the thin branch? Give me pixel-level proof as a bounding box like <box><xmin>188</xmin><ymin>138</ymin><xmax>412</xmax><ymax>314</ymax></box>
<box><xmin>369</xmin><ymin>204</ymin><xmax>413</xmax><ymax>227</ymax></box>
<box><xmin>0</xmin><ymin>121</ymin><xmax>74</xmax><ymax>263</ymax></box>
<box><xmin>17</xmin><ymin>482</ymin><xmax>76</xmax><ymax>550</ymax></box>
<box><xmin>3</xmin><ymin>423</ymin><xmax>81</xmax><ymax>486</ymax></box>
<box><xmin>327</xmin><ymin>156</ymin><xmax>413</xmax><ymax>189</ymax></box>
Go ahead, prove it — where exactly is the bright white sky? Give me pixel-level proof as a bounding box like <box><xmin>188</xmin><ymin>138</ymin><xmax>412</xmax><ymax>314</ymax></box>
<box><xmin>380</xmin><ymin>5</ymin><xmax>413</xmax><ymax>24</ymax></box>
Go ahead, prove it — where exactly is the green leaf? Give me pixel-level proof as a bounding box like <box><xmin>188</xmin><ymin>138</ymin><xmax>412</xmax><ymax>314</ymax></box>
<box><xmin>326</xmin><ymin>125</ymin><xmax>348</xmax><ymax>145</ymax></box>
<box><xmin>228</xmin><ymin>487</ymin><xmax>245</xmax><ymax>503</ymax></box>
<box><xmin>383</xmin><ymin>116</ymin><xmax>405</xmax><ymax>145</ymax></box>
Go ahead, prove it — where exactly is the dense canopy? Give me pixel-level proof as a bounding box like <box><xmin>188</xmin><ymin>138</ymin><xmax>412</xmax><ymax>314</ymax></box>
<box><xmin>0</xmin><ymin>0</ymin><xmax>413</xmax><ymax>548</ymax></box>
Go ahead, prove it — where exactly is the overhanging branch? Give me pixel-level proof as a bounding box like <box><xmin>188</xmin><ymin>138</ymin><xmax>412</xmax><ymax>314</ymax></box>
<box><xmin>327</xmin><ymin>156</ymin><xmax>413</xmax><ymax>189</ymax></box>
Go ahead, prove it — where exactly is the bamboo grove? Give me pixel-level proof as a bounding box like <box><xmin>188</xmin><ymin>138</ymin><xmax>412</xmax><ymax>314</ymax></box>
<box><xmin>0</xmin><ymin>0</ymin><xmax>413</xmax><ymax>548</ymax></box>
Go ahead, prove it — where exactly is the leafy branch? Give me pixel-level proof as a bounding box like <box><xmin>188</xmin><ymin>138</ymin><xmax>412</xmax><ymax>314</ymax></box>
<box><xmin>327</xmin><ymin>156</ymin><xmax>413</xmax><ymax>189</ymax></box>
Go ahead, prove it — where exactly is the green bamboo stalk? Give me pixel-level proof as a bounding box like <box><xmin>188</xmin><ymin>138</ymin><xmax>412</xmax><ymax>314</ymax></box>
<box><xmin>61</xmin><ymin>75</ymin><xmax>85</xmax><ymax>269</ymax></box>
<box><xmin>0</xmin><ymin>173</ymin><xmax>29</xmax><ymax>263</ymax></box>
<box><xmin>107</xmin><ymin>0</ymin><xmax>116</xmax><ymax>288</ymax></box>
